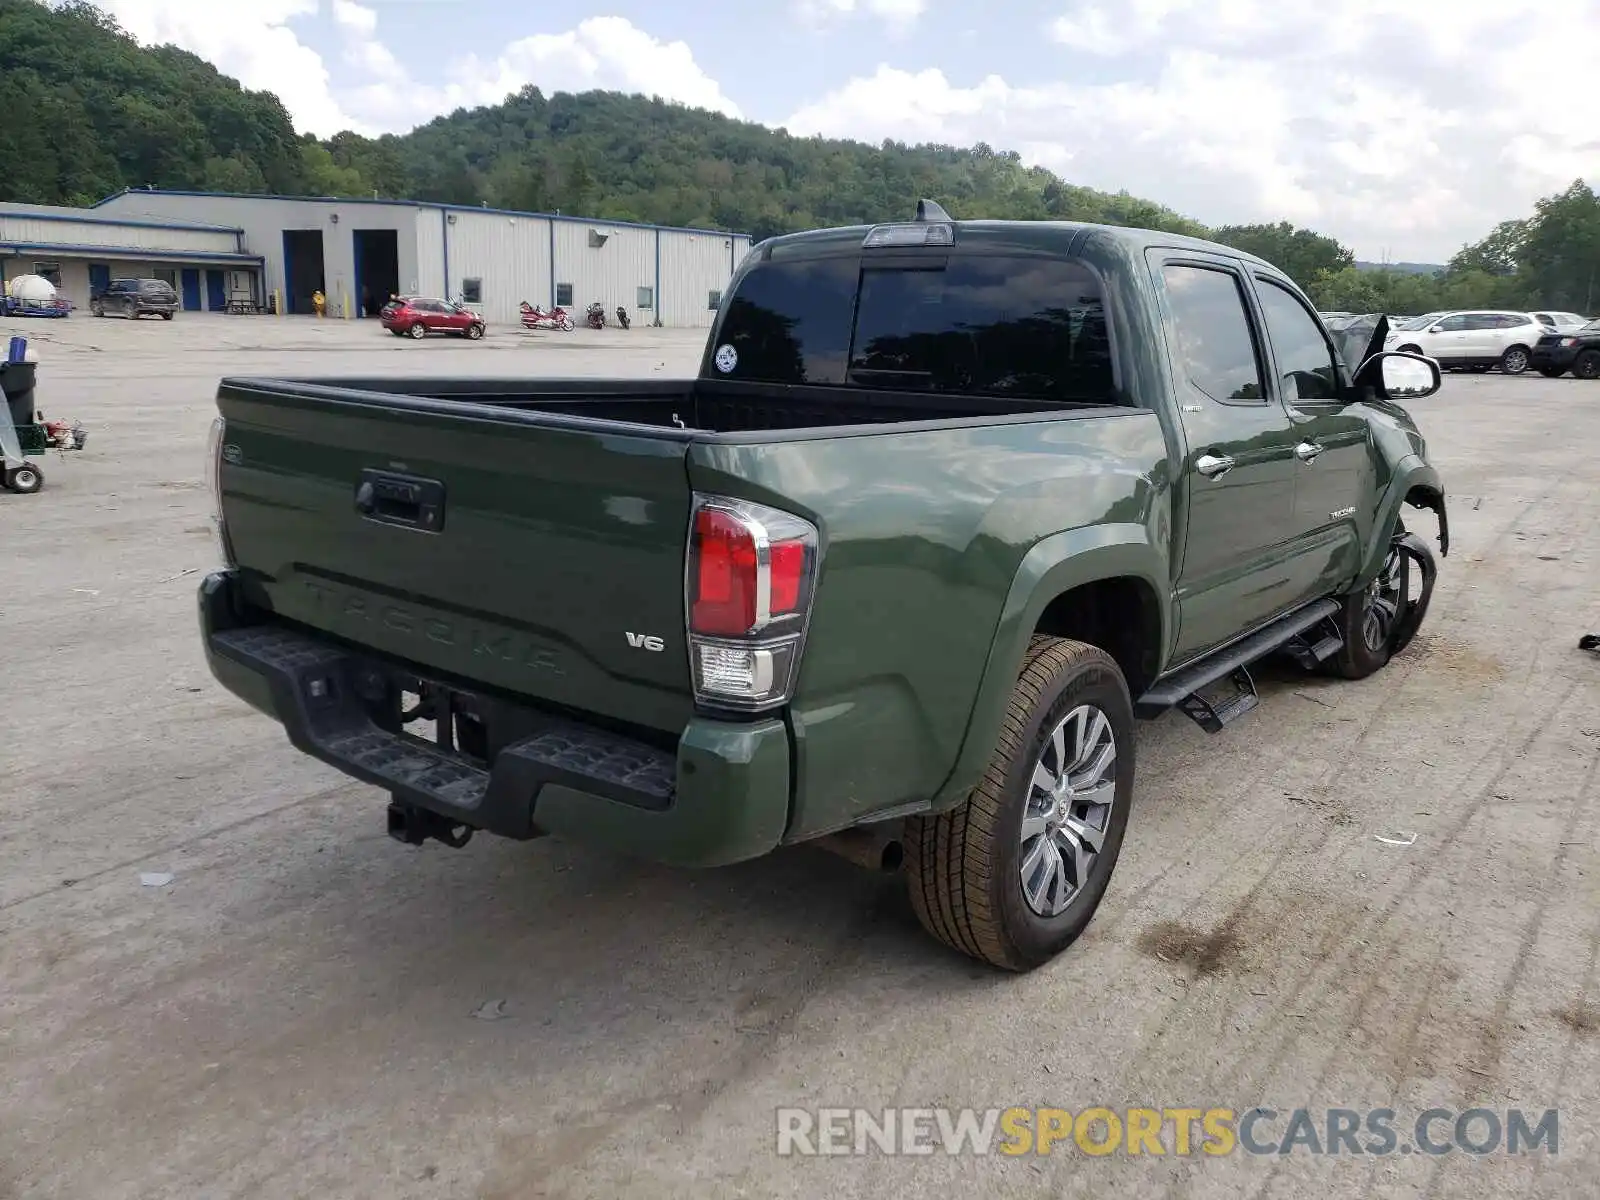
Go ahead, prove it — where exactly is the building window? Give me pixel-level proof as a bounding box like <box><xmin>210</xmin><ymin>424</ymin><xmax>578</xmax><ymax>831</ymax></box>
<box><xmin>461</xmin><ymin>277</ymin><xmax>482</xmax><ymax>304</ymax></box>
<box><xmin>708</xmin><ymin>289</ymin><xmax>722</xmax><ymax>311</ymax></box>
<box><xmin>555</xmin><ymin>282</ymin><xmax>573</xmax><ymax>307</ymax></box>
<box><xmin>587</xmin><ymin>229</ymin><xmax>609</xmax><ymax>249</ymax></box>
<box><xmin>636</xmin><ymin>286</ymin><xmax>654</xmax><ymax>310</ymax></box>
<box><xmin>32</xmin><ymin>262</ymin><xmax>62</xmax><ymax>287</ymax></box>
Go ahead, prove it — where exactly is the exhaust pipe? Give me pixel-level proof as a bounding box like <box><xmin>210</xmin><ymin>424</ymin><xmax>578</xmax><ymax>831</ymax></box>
<box><xmin>811</xmin><ymin>824</ymin><xmax>905</xmax><ymax>872</ymax></box>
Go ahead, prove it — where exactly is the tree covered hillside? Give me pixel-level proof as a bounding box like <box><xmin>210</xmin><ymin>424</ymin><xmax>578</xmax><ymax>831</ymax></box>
<box><xmin>0</xmin><ymin>0</ymin><xmax>308</xmax><ymax>203</ymax></box>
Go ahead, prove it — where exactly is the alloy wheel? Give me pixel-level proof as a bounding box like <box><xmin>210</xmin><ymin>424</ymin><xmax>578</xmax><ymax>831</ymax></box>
<box><xmin>1019</xmin><ymin>705</ymin><xmax>1117</xmax><ymax>917</ymax></box>
<box><xmin>1362</xmin><ymin>543</ymin><xmax>1411</xmax><ymax>653</ymax></box>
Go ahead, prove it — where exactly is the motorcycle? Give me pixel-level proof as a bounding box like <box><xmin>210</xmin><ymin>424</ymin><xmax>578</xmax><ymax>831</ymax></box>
<box><xmin>586</xmin><ymin>301</ymin><xmax>606</xmax><ymax>330</ymax></box>
<box><xmin>615</xmin><ymin>306</ymin><xmax>631</xmax><ymax>330</ymax></box>
<box><xmin>518</xmin><ymin>301</ymin><xmax>574</xmax><ymax>332</ymax></box>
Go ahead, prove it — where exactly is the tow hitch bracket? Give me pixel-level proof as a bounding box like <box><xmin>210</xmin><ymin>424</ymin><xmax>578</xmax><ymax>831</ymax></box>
<box><xmin>387</xmin><ymin>801</ymin><xmax>475</xmax><ymax>849</ymax></box>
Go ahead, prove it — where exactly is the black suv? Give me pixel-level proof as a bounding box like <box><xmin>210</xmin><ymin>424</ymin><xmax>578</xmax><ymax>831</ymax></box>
<box><xmin>91</xmin><ymin>278</ymin><xmax>178</xmax><ymax>320</ymax></box>
<box><xmin>1531</xmin><ymin>318</ymin><xmax>1600</xmax><ymax>379</ymax></box>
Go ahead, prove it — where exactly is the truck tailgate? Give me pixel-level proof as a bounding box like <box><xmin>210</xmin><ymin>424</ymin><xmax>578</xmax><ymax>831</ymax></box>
<box><xmin>216</xmin><ymin>382</ymin><xmax>696</xmax><ymax>733</ymax></box>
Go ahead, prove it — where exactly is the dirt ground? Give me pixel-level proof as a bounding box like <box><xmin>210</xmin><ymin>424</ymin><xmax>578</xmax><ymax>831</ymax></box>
<box><xmin>2</xmin><ymin>312</ymin><xmax>1597</xmax><ymax>1200</ymax></box>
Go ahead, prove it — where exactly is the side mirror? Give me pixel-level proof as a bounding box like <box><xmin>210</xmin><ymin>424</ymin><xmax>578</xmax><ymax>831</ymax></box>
<box><xmin>1354</xmin><ymin>350</ymin><xmax>1442</xmax><ymax>401</ymax></box>
<box><xmin>1427</xmin><ymin>325</ymin><xmax>1444</xmax><ymax>334</ymax></box>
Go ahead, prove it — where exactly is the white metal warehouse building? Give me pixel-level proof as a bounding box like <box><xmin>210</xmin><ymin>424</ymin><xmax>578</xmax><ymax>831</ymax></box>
<box><xmin>91</xmin><ymin>189</ymin><xmax>753</xmax><ymax>327</ymax></box>
<box><xmin>2</xmin><ymin>190</ymin><xmax>751</xmax><ymax>327</ymax></box>
<box><xmin>0</xmin><ymin>203</ymin><xmax>263</xmax><ymax>313</ymax></box>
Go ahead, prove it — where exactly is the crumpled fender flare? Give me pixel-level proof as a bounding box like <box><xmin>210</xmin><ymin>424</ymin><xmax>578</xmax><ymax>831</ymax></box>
<box><xmin>928</xmin><ymin>524</ymin><xmax>1170</xmax><ymax>809</ymax></box>
<box><xmin>1359</xmin><ymin>456</ymin><xmax>1448</xmax><ymax>588</ymax></box>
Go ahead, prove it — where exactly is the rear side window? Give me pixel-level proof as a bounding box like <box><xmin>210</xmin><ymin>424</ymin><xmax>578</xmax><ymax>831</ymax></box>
<box><xmin>1161</xmin><ymin>264</ymin><xmax>1264</xmax><ymax>403</ymax></box>
<box><xmin>713</xmin><ymin>254</ymin><xmax>1115</xmax><ymax>403</ymax></box>
<box><xmin>715</xmin><ymin>258</ymin><xmax>857</xmax><ymax>385</ymax></box>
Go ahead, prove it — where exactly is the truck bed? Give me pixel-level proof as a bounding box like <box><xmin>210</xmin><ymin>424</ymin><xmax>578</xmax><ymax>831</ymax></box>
<box><xmin>237</xmin><ymin>376</ymin><xmax>1114</xmax><ymax>437</ymax></box>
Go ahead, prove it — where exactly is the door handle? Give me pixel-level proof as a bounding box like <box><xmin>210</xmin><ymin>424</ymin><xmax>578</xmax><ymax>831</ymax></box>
<box><xmin>1195</xmin><ymin>453</ymin><xmax>1234</xmax><ymax>478</ymax></box>
<box><xmin>1295</xmin><ymin>441</ymin><xmax>1323</xmax><ymax>463</ymax></box>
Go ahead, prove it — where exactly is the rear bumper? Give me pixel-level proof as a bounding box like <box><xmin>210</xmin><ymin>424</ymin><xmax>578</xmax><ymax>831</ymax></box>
<box><xmin>198</xmin><ymin>570</ymin><xmax>791</xmax><ymax>867</ymax></box>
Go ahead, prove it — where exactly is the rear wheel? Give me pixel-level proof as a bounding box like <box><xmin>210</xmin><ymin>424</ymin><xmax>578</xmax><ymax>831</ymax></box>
<box><xmin>5</xmin><ymin>463</ymin><xmax>43</xmax><ymax>494</ymax></box>
<box><xmin>1500</xmin><ymin>345</ymin><xmax>1530</xmax><ymax>375</ymax></box>
<box><xmin>905</xmin><ymin>636</ymin><xmax>1135</xmax><ymax>971</ymax></box>
<box><xmin>408</xmin><ymin>322</ymin><xmax>426</xmax><ymax>339</ymax></box>
<box><xmin>1575</xmin><ymin>350</ymin><xmax>1600</xmax><ymax>380</ymax></box>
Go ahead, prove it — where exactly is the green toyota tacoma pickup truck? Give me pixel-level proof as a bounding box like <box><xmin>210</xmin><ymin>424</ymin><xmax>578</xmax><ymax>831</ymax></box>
<box><xmin>198</xmin><ymin>203</ymin><xmax>1449</xmax><ymax>971</ymax></box>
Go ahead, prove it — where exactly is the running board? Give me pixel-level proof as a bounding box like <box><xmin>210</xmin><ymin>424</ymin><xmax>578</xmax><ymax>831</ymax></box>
<box><xmin>1137</xmin><ymin>598</ymin><xmax>1342</xmax><ymax>726</ymax></box>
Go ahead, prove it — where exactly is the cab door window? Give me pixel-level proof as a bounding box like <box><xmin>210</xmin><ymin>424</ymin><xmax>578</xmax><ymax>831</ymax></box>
<box><xmin>1254</xmin><ymin>278</ymin><xmax>1340</xmax><ymax>403</ymax></box>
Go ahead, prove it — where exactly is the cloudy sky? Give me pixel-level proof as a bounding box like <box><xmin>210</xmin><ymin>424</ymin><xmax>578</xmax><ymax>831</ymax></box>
<box><xmin>93</xmin><ymin>0</ymin><xmax>1599</xmax><ymax>262</ymax></box>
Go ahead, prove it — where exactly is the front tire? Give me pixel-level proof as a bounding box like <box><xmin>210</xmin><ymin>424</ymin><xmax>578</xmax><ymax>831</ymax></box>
<box><xmin>160</xmin><ymin>311</ymin><xmax>174</xmax><ymax>321</ymax></box>
<box><xmin>1500</xmin><ymin>345</ymin><xmax>1530</xmax><ymax>375</ymax></box>
<box><xmin>466</xmin><ymin>323</ymin><xmax>484</xmax><ymax>340</ymax></box>
<box><xmin>1326</xmin><ymin>534</ymin><xmax>1417</xmax><ymax>680</ymax></box>
<box><xmin>1539</xmin><ymin>367</ymin><xmax>1566</xmax><ymax>378</ymax></box>
<box><xmin>1398</xmin><ymin>344</ymin><xmax>1423</xmax><ymax>355</ymax></box>
<box><xmin>6</xmin><ymin>463</ymin><xmax>43</xmax><ymax>494</ymax></box>
<box><xmin>905</xmin><ymin>636</ymin><xmax>1135</xmax><ymax>971</ymax></box>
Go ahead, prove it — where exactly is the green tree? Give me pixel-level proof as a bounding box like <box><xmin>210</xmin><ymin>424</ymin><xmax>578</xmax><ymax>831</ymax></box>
<box><xmin>1212</xmin><ymin>221</ymin><xmax>1355</xmax><ymax>284</ymax></box>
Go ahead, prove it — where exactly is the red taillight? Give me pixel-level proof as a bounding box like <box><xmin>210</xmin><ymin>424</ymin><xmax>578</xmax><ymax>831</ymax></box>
<box><xmin>689</xmin><ymin>505</ymin><xmax>812</xmax><ymax>636</ymax></box>
<box><xmin>691</xmin><ymin>507</ymin><xmax>758</xmax><ymax>636</ymax></box>
<box><xmin>685</xmin><ymin>495</ymin><xmax>820</xmax><ymax>712</ymax></box>
<box><xmin>769</xmin><ymin>540</ymin><xmax>805</xmax><ymax>614</ymax></box>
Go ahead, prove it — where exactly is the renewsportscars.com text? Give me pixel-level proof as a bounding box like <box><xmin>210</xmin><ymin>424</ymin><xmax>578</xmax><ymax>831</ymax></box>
<box><xmin>776</xmin><ymin>1106</ymin><xmax>1560</xmax><ymax>1158</ymax></box>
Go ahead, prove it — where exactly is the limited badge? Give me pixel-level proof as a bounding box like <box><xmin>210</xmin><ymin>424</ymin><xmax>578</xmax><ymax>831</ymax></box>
<box><xmin>713</xmin><ymin>344</ymin><xmax>738</xmax><ymax>373</ymax></box>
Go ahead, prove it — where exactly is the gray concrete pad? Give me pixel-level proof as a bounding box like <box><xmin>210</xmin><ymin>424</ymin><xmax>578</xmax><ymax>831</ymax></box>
<box><xmin>2</xmin><ymin>311</ymin><xmax>1597</xmax><ymax>1199</ymax></box>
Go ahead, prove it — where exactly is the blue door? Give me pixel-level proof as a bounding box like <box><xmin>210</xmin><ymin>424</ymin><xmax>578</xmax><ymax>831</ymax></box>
<box><xmin>88</xmin><ymin>263</ymin><xmax>111</xmax><ymax>300</ymax></box>
<box><xmin>181</xmin><ymin>269</ymin><xmax>201</xmax><ymax>311</ymax></box>
<box><xmin>206</xmin><ymin>270</ymin><xmax>226</xmax><ymax>311</ymax></box>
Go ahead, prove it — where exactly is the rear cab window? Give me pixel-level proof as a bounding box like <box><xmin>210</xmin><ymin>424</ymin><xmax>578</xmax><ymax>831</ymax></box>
<box><xmin>710</xmin><ymin>252</ymin><xmax>1119</xmax><ymax>406</ymax></box>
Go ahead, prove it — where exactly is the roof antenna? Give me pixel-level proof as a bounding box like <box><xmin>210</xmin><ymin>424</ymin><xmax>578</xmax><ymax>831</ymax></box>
<box><xmin>915</xmin><ymin>199</ymin><xmax>951</xmax><ymax>223</ymax></box>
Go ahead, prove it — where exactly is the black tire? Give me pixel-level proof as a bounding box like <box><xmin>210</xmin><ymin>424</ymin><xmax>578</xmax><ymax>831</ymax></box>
<box><xmin>466</xmin><ymin>323</ymin><xmax>484</xmax><ymax>340</ymax></box>
<box><xmin>1326</xmin><ymin>531</ymin><xmax>1417</xmax><ymax>680</ymax></box>
<box><xmin>6</xmin><ymin>463</ymin><xmax>43</xmax><ymax>494</ymax></box>
<box><xmin>91</xmin><ymin>302</ymin><xmax>104</xmax><ymax>318</ymax></box>
<box><xmin>1539</xmin><ymin>367</ymin><xmax>1566</xmax><ymax>378</ymax></box>
<box><xmin>1500</xmin><ymin>346</ymin><xmax>1530</xmax><ymax>375</ymax></box>
<box><xmin>408</xmin><ymin>322</ymin><xmax>426</xmax><ymax>340</ymax></box>
<box><xmin>1398</xmin><ymin>344</ymin><xmax>1423</xmax><ymax>355</ymax></box>
<box><xmin>160</xmin><ymin>311</ymin><xmax>174</xmax><ymax>321</ymax></box>
<box><xmin>905</xmin><ymin>636</ymin><xmax>1135</xmax><ymax>971</ymax></box>
<box><xmin>1575</xmin><ymin>350</ymin><xmax>1600</xmax><ymax>381</ymax></box>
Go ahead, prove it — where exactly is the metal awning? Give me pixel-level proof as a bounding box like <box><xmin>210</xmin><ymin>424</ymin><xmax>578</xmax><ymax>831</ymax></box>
<box><xmin>0</xmin><ymin>241</ymin><xmax>262</xmax><ymax>265</ymax></box>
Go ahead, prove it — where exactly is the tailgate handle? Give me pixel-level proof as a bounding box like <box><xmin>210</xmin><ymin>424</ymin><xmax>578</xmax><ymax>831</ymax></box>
<box><xmin>355</xmin><ymin>469</ymin><xmax>446</xmax><ymax>532</ymax></box>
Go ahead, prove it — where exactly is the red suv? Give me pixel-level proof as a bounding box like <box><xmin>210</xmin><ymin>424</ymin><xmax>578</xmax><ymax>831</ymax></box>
<box><xmin>380</xmin><ymin>297</ymin><xmax>486</xmax><ymax>340</ymax></box>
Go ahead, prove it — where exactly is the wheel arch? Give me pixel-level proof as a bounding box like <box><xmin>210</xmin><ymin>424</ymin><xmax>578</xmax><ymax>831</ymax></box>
<box><xmin>929</xmin><ymin>527</ymin><xmax>1171</xmax><ymax>810</ymax></box>
<box><xmin>1359</xmin><ymin>458</ymin><xmax>1448</xmax><ymax>585</ymax></box>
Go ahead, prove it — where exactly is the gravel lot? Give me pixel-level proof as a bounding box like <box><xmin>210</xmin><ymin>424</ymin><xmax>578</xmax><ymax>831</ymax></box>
<box><xmin>2</xmin><ymin>312</ymin><xmax>1598</xmax><ymax>1199</ymax></box>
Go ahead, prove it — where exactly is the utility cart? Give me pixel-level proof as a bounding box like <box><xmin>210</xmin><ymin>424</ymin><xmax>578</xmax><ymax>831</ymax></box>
<box><xmin>1</xmin><ymin>338</ymin><xmax>86</xmax><ymax>494</ymax></box>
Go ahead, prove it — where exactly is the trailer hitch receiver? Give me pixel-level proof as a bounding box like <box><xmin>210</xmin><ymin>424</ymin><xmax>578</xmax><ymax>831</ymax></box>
<box><xmin>386</xmin><ymin>801</ymin><xmax>475</xmax><ymax>849</ymax></box>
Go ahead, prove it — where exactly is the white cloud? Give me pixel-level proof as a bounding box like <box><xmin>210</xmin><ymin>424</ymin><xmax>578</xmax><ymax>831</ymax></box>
<box><xmin>796</xmin><ymin>0</ymin><xmax>927</xmax><ymax>33</ymax></box>
<box><xmin>440</xmin><ymin>17</ymin><xmax>741</xmax><ymax>118</ymax></box>
<box><xmin>329</xmin><ymin>0</ymin><xmax>376</xmax><ymax>37</ymax></box>
<box><xmin>98</xmin><ymin>0</ymin><xmax>366</xmax><ymax>136</ymax></box>
<box><xmin>786</xmin><ymin>0</ymin><xmax>1600</xmax><ymax>259</ymax></box>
